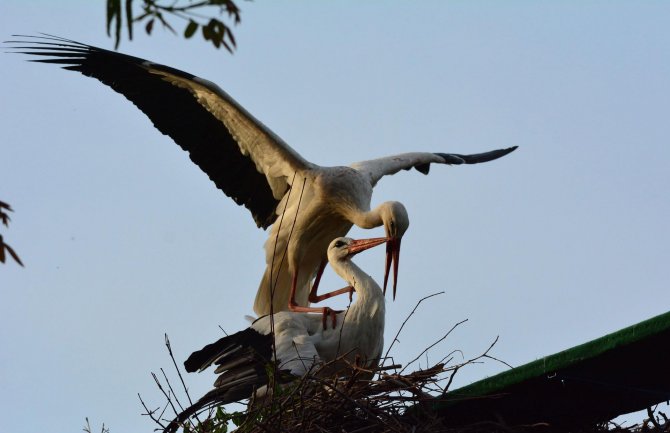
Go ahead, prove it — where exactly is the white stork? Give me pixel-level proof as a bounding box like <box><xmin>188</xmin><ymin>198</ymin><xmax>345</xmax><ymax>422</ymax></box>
<box><xmin>8</xmin><ymin>35</ymin><xmax>517</xmax><ymax>318</ymax></box>
<box><xmin>164</xmin><ymin>236</ymin><xmax>389</xmax><ymax>432</ymax></box>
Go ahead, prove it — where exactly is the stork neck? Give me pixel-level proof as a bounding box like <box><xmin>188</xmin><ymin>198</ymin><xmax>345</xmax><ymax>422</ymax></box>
<box><xmin>350</xmin><ymin>205</ymin><xmax>383</xmax><ymax>230</ymax></box>
<box><xmin>331</xmin><ymin>258</ymin><xmax>384</xmax><ymax>307</ymax></box>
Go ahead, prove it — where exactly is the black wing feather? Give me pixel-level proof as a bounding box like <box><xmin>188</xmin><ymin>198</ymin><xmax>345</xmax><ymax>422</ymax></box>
<box><xmin>166</xmin><ymin>327</ymin><xmax>292</xmax><ymax>433</ymax></box>
<box><xmin>436</xmin><ymin>146</ymin><xmax>518</xmax><ymax>166</ymax></box>
<box><xmin>7</xmin><ymin>35</ymin><xmax>278</xmax><ymax>228</ymax></box>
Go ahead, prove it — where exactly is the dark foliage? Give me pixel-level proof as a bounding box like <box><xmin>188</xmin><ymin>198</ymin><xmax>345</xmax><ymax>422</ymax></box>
<box><xmin>106</xmin><ymin>0</ymin><xmax>242</xmax><ymax>52</ymax></box>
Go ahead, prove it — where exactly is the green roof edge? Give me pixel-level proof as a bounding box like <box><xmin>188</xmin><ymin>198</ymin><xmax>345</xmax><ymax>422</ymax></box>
<box><xmin>435</xmin><ymin>309</ymin><xmax>670</xmax><ymax>408</ymax></box>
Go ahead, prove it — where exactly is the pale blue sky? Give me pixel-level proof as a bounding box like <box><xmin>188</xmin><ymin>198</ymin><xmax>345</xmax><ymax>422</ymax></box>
<box><xmin>1</xmin><ymin>2</ymin><xmax>669</xmax><ymax>432</ymax></box>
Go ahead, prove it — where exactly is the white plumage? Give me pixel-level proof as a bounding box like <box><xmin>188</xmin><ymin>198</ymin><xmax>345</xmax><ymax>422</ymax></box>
<box><xmin>9</xmin><ymin>35</ymin><xmax>517</xmax><ymax>316</ymax></box>
<box><xmin>165</xmin><ymin>236</ymin><xmax>388</xmax><ymax>431</ymax></box>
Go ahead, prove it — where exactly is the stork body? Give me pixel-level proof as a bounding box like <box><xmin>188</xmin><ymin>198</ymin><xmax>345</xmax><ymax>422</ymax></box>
<box><xmin>166</xmin><ymin>237</ymin><xmax>388</xmax><ymax>431</ymax></box>
<box><xmin>256</xmin><ymin>165</ymin><xmax>383</xmax><ymax>312</ymax></box>
<box><xmin>9</xmin><ymin>36</ymin><xmax>517</xmax><ymax>315</ymax></box>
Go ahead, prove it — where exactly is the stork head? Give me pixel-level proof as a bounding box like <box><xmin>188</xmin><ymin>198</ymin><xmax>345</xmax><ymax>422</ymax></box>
<box><xmin>328</xmin><ymin>236</ymin><xmax>387</xmax><ymax>263</ymax></box>
<box><xmin>378</xmin><ymin>201</ymin><xmax>409</xmax><ymax>300</ymax></box>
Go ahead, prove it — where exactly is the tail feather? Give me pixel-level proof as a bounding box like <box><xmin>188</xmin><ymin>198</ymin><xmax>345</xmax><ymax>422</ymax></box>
<box><xmin>184</xmin><ymin>328</ymin><xmax>271</xmax><ymax>373</ymax></box>
<box><xmin>167</xmin><ymin>328</ymin><xmax>276</xmax><ymax>432</ymax></box>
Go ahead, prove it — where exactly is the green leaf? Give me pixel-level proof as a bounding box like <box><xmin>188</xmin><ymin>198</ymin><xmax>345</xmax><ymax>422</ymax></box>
<box><xmin>184</xmin><ymin>20</ymin><xmax>198</xmax><ymax>39</ymax></box>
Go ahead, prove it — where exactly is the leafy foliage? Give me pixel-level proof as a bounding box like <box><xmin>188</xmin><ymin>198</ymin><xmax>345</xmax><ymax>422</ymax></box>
<box><xmin>106</xmin><ymin>0</ymin><xmax>242</xmax><ymax>52</ymax></box>
<box><xmin>0</xmin><ymin>200</ymin><xmax>23</xmax><ymax>267</ymax></box>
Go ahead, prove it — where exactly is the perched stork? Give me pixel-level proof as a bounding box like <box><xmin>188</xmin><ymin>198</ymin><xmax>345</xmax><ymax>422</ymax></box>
<box><xmin>7</xmin><ymin>35</ymin><xmax>517</xmax><ymax>317</ymax></box>
<box><xmin>164</xmin><ymin>236</ymin><xmax>389</xmax><ymax>433</ymax></box>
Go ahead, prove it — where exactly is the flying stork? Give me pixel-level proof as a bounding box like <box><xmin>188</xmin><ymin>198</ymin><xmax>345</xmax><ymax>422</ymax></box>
<box><xmin>164</xmin><ymin>236</ymin><xmax>390</xmax><ymax>433</ymax></box>
<box><xmin>8</xmin><ymin>35</ymin><xmax>517</xmax><ymax>318</ymax></box>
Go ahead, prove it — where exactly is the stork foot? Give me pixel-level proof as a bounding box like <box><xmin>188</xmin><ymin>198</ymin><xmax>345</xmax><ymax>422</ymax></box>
<box><xmin>321</xmin><ymin>307</ymin><xmax>342</xmax><ymax>330</ymax></box>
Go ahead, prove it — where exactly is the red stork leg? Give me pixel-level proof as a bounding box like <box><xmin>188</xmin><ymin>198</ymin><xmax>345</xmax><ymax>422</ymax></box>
<box><xmin>308</xmin><ymin>258</ymin><xmax>355</xmax><ymax>304</ymax></box>
<box><xmin>288</xmin><ymin>266</ymin><xmax>342</xmax><ymax>330</ymax></box>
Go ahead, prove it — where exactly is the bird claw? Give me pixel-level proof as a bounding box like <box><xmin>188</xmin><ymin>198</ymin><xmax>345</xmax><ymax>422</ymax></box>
<box><xmin>321</xmin><ymin>307</ymin><xmax>342</xmax><ymax>330</ymax></box>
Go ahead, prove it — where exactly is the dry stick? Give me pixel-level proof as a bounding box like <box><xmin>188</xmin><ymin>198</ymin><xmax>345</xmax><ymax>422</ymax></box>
<box><xmin>648</xmin><ymin>407</ymin><xmax>663</xmax><ymax>430</ymax></box>
<box><xmin>268</xmin><ymin>177</ymin><xmax>304</xmax><ymax>367</ymax></box>
<box><xmin>151</xmin><ymin>371</ymin><xmax>180</xmax><ymax>419</ymax></box>
<box><xmin>400</xmin><ymin>318</ymin><xmax>468</xmax><ymax>374</ymax></box>
<box><xmin>479</xmin><ymin>335</ymin><xmax>513</xmax><ymax>369</ymax></box>
<box><xmin>138</xmin><ymin>392</ymin><xmax>167</xmax><ymax>429</ymax></box>
<box><xmin>383</xmin><ymin>291</ymin><xmax>445</xmax><ymax>362</ymax></box>
<box><xmin>160</xmin><ymin>368</ymin><xmax>184</xmax><ymax>412</ymax></box>
<box><xmin>335</xmin><ymin>296</ymin><xmax>353</xmax><ymax>358</ymax></box>
<box><xmin>267</xmin><ymin>171</ymin><xmax>298</xmax><ymax>411</ymax></box>
<box><xmin>164</xmin><ymin>334</ymin><xmax>193</xmax><ymax>405</ymax></box>
<box><xmin>437</xmin><ymin>349</ymin><xmax>463</xmax><ymax>366</ymax></box>
<box><xmin>274</xmin><ymin>177</ymin><xmax>307</xmax><ymax>293</ymax></box>
<box><xmin>269</xmin><ymin>171</ymin><xmax>298</xmax><ymax>299</ymax></box>
<box><xmin>270</xmin><ymin>176</ymin><xmax>307</xmax><ymax>420</ymax></box>
<box><xmin>163</xmin><ymin>334</ymin><xmax>204</xmax><ymax>427</ymax></box>
<box><xmin>290</xmin><ymin>340</ymin><xmax>310</xmax><ymax>375</ymax></box>
<box><xmin>439</xmin><ymin>335</ymin><xmax>508</xmax><ymax>397</ymax></box>
<box><xmin>155</xmin><ymin>400</ymin><xmax>171</xmax><ymax>428</ymax></box>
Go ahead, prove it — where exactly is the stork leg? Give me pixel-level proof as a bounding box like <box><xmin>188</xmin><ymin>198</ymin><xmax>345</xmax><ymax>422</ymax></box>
<box><xmin>287</xmin><ymin>266</ymin><xmax>342</xmax><ymax>330</ymax></box>
<box><xmin>310</xmin><ymin>286</ymin><xmax>355</xmax><ymax>303</ymax></box>
<box><xmin>308</xmin><ymin>259</ymin><xmax>355</xmax><ymax>304</ymax></box>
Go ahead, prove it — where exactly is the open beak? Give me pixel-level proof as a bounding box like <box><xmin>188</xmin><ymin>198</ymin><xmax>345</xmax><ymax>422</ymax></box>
<box><xmin>383</xmin><ymin>237</ymin><xmax>401</xmax><ymax>300</ymax></box>
<box><xmin>347</xmin><ymin>237</ymin><xmax>387</xmax><ymax>257</ymax></box>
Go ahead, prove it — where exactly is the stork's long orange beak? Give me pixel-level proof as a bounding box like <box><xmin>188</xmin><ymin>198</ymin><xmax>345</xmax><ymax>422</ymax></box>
<box><xmin>383</xmin><ymin>237</ymin><xmax>401</xmax><ymax>300</ymax></box>
<box><xmin>347</xmin><ymin>237</ymin><xmax>387</xmax><ymax>257</ymax></box>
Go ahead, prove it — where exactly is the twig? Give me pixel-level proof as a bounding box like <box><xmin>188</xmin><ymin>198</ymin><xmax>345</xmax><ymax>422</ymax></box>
<box><xmin>383</xmin><ymin>292</ymin><xmax>444</xmax><ymax>361</ymax></box>
<box><xmin>160</xmin><ymin>368</ymin><xmax>184</xmax><ymax>412</ymax></box>
<box><xmin>151</xmin><ymin>372</ymin><xmax>180</xmax><ymax>418</ymax></box>
<box><xmin>164</xmin><ymin>334</ymin><xmax>195</xmax><ymax>406</ymax></box>
<box><xmin>400</xmin><ymin>318</ymin><xmax>467</xmax><ymax>374</ymax></box>
<box><xmin>138</xmin><ymin>392</ymin><xmax>167</xmax><ymax>428</ymax></box>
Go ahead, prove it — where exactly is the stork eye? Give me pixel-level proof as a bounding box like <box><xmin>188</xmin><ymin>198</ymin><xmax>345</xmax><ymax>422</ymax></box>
<box><xmin>334</xmin><ymin>240</ymin><xmax>346</xmax><ymax>248</ymax></box>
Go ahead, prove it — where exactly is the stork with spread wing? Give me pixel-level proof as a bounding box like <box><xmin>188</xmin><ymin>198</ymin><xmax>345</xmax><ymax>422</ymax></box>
<box><xmin>8</xmin><ymin>35</ymin><xmax>517</xmax><ymax>318</ymax></box>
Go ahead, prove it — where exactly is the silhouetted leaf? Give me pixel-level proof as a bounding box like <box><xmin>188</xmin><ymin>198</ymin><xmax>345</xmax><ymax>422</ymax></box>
<box><xmin>5</xmin><ymin>242</ymin><xmax>24</xmax><ymax>267</ymax></box>
<box><xmin>225</xmin><ymin>26</ymin><xmax>236</xmax><ymax>48</ymax></box>
<box><xmin>106</xmin><ymin>0</ymin><xmax>242</xmax><ymax>53</ymax></box>
<box><xmin>184</xmin><ymin>20</ymin><xmax>198</xmax><ymax>39</ymax></box>
<box><xmin>133</xmin><ymin>9</ymin><xmax>152</xmax><ymax>22</ymax></box>
<box><xmin>125</xmin><ymin>0</ymin><xmax>134</xmax><ymax>40</ymax></box>
<box><xmin>145</xmin><ymin>18</ymin><xmax>155</xmax><ymax>35</ymax></box>
<box><xmin>155</xmin><ymin>12</ymin><xmax>176</xmax><ymax>34</ymax></box>
<box><xmin>202</xmin><ymin>22</ymin><xmax>212</xmax><ymax>41</ymax></box>
<box><xmin>106</xmin><ymin>0</ymin><xmax>120</xmax><ymax>37</ymax></box>
<box><xmin>0</xmin><ymin>201</ymin><xmax>13</xmax><ymax>227</ymax></box>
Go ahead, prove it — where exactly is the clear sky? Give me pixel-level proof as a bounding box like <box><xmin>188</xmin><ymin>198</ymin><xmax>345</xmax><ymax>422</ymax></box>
<box><xmin>1</xmin><ymin>2</ymin><xmax>669</xmax><ymax>432</ymax></box>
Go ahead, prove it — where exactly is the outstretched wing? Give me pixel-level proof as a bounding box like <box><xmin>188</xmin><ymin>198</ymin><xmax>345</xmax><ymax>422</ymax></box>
<box><xmin>7</xmin><ymin>34</ymin><xmax>314</xmax><ymax>228</ymax></box>
<box><xmin>350</xmin><ymin>146</ymin><xmax>518</xmax><ymax>186</ymax></box>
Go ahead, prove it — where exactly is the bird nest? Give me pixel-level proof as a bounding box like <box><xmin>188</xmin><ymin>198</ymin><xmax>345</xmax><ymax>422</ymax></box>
<box><xmin>140</xmin><ymin>293</ymin><xmax>669</xmax><ymax>433</ymax></box>
<box><xmin>142</xmin><ymin>351</ymin><xmax>669</xmax><ymax>433</ymax></box>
